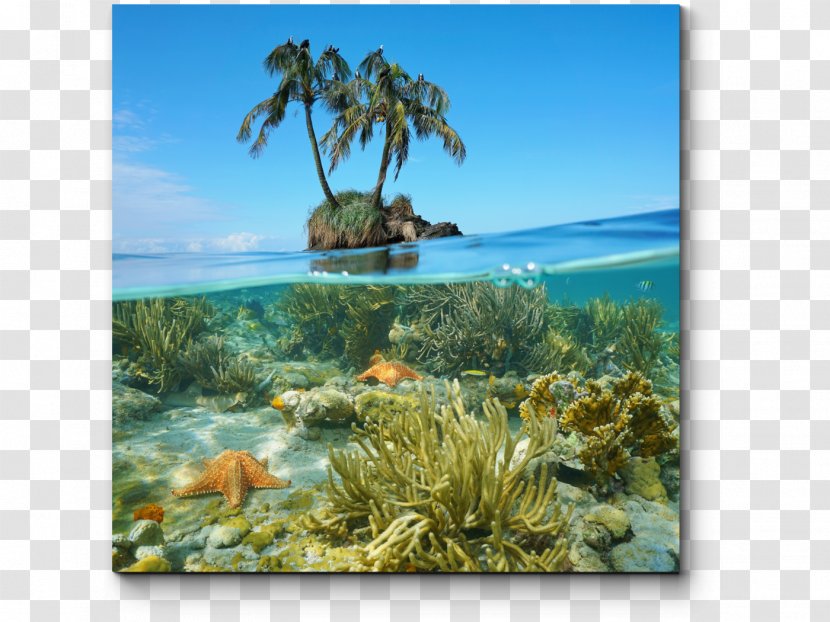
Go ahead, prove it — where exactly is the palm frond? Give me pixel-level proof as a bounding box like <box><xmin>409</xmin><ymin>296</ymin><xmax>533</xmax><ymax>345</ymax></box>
<box><xmin>358</xmin><ymin>50</ymin><xmax>389</xmax><ymax>80</ymax></box>
<box><xmin>263</xmin><ymin>42</ymin><xmax>299</xmax><ymax>77</ymax></box>
<box><xmin>247</xmin><ymin>88</ymin><xmax>291</xmax><ymax>158</ymax></box>
<box><xmin>236</xmin><ymin>97</ymin><xmax>272</xmax><ymax>143</ymax></box>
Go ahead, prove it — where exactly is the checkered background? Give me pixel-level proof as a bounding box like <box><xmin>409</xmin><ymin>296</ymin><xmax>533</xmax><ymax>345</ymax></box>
<box><xmin>0</xmin><ymin>0</ymin><xmax>827</xmax><ymax>620</ymax></box>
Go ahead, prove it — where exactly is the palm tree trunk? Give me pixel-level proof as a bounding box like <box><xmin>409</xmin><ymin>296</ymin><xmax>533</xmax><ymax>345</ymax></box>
<box><xmin>304</xmin><ymin>104</ymin><xmax>340</xmax><ymax>208</ymax></box>
<box><xmin>371</xmin><ymin>135</ymin><xmax>392</xmax><ymax>210</ymax></box>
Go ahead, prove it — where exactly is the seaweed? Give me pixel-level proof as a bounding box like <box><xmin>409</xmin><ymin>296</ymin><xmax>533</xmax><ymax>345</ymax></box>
<box><xmin>112</xmin><ymin>297</ymin><xmax>213</xmax><ymax>393</ymax></box>
<box><xmin>617</xmin><ymin>298</ymin><xmax>674</xmax><ymax>378</ymax></box>
<box><xmin>541</xmin><ymin>295</ymin><xmax>676</xmax><ymax>380</ymax></box>
<box><xmin>558</xmin><ymin>372</ymin><xmax>678</xmax><ymax>490</ymax></box>
<box><xmin>275</xmin><ymin>284</ymin><xmax>397</xmax><ymax>367</ymax></box>
<box><xmin>404</xmin><ymin>282</ymin><xmax>549</xmax><ymax>377</ymax></box>
<box><xmin>526</xmin><ymin>331</ymin><xmax>592</xmax><ymax>377</ymax></box>
<box><xmin>178</xmin><ymin>335</ymin><xmax>257</xmax><ymax>394</ymax></box>
<box><xmin>275</xmin><ymin>284</ymin><xmax>344</xmax><ymax>359</ymax></box>
<box><xmin>340</xmin><ymin>286</ymin><xmax>398</xmax><ymax>367</ymax></box>
<box><xmin>304</xmin><ymin>381</ymin><xmax>572</xmax><ymax>572</ymax></box>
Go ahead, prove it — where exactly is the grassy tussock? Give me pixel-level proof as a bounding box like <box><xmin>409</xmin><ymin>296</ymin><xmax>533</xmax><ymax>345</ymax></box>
<box><xmin>306</xmin><ymin>190</ymin><xmax>385</xmax><ymax>250</ymax></box>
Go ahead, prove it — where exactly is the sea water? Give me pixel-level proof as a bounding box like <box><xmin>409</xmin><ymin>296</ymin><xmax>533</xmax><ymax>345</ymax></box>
<box><xmin>112</xmin><ymin>210</ymin><xmax>680</xmax><ymax>573</ymax></box>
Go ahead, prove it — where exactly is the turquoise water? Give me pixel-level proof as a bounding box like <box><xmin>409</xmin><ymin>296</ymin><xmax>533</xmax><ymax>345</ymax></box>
<box><xmin>111</xmin><ymin>209</ymin><xmax>680</xmax><ymax>573</ymax></box>
<box><xmin>113</xmin><ymin>209</ymin><xmax>679</xmax><ymax>303</ymax></box>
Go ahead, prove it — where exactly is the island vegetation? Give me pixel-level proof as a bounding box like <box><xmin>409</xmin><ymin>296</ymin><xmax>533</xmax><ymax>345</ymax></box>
<box><xmin>237</xmin><ymin>38</ymin><xmax>466</xmax><ymax>250</ymax></box>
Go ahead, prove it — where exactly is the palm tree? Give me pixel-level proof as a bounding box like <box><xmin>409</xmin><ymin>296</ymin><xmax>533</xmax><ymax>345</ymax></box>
<box><xmin>237</xmin><ymin>38</ymin><xmax>350</xmax><ymax>208</ymax></box>
<box><xmin>321</xmin><ymin>49</ymin><xmax>466</xmax><ymax>210</ymax></box>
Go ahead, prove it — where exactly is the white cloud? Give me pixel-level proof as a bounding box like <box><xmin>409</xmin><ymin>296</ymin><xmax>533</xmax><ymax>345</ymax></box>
<box><xmin>113</xmin><ymin>108</ymin><xmax>145</xmax><ymax>130</ymax></box>
<box><xmin>113</xmin><ymin>160</ymin><xmax>231</xmax><ymax>237</ymax></box>
<box><xmin>211</xmin><ymin>232</ymin><xmax>266</xmax><ymax>252</ymax></box>
<box><xmin>114</xmin><ymin>232</ymin><xmax>269</xmax><ymax>254</ymax></box>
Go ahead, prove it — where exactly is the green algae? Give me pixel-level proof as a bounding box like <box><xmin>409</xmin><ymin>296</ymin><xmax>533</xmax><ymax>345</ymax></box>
<box><xmin>123</xmin><ymin>555</ymin><xmax>171</xmax><ymax>573</ymax></box>
<box><xmin>221</xmin><ymin>516</ymin><xmax>251</xmax><ymax>537</ymax></box>
<box><xmin>230</xmin><ymin>552</ymin><xmax>245</xmax><ymax>571</ymax></box>
<box><xmin>256</xmin><ymin>556</ymin><xmax>283</xmax><ymax>572</ymax></box>
<box><xmin>354</xmin><ymin>390</ymin><xmax>419</xmax><ymax>424</ymax></box>
<box><xmin>199</xmin><ymin>500</ymin><xmax>243</xmax><ymax>528</ymax></box>
<box><xmin>278</xmin><ymin>488</ymin><xmax>317</xmax><ymax>513</ymax></box>
<box><xmin>242</xmin><ymin>521</ymin><xmax>284</xmax><ymax>554</ymax></box>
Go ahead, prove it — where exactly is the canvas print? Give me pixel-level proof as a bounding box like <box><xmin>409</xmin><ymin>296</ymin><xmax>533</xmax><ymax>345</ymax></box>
<box><xmin>111</xmin><ymin>5</ymin><xmax>680</xmax><ymax>573</ymax></box>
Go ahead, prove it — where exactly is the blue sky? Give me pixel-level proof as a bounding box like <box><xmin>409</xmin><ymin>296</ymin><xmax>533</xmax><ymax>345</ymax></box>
<box><xmin>113</xmin><ymin>5</ymin><xmax>678</xmax><ymax>253</ymax></box>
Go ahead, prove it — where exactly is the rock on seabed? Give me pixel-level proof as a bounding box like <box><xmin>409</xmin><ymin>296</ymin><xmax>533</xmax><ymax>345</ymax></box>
<box><xmin>128</xmin><ymin>519</ymin><xmax>164</xmax><ymax>548</ymax></box>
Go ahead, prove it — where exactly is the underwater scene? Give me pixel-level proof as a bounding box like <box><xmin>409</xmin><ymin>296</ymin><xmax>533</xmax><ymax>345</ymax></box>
<box><xmin>111</xmin><ymin>211</ymin><xmax>680</xmax><ymax>574</ymax></box>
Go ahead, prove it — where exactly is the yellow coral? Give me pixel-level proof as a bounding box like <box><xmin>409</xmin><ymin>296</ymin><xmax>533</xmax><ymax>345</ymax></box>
<box><xmin>304</xmin><ymin>382</ymin><xmax>572</xmax><ymax>572</ymax></box>
<box><xmin>559</xmin><ymin>372</ymin><xmax>677</xmax><ymax>488</ymax></box>
<box><xmin>518</xmin><ymin>372</ymin><xmax>577</xmax><ymax>423</ymax></box>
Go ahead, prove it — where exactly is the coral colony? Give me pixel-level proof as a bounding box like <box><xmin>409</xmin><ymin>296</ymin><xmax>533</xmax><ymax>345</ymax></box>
<box><xmin>112</xmin><ymin>283</ymin><xmax>680</xmax><ymax>573</ymax></box>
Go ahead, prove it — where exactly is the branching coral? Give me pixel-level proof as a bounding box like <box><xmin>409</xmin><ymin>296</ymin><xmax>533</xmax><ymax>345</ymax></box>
<box><xmin>113</xmin><ymin>297</ymin><xmax>212</xmax><ymax>392</ymax></box>
<box><xmin>340</xmin><ymin>286</ymin><xmax>398</xmax><ymax>367</ymax></box>
<box><xmin>518</xmin><ymin>372</ymin><xmax>579</xmax><ymax>424</ymax></box>
<box><xmin>617</xmin><ymin>298</ymin><xmax>674</xmax><ymax>378</ymax></box>
<box><xmin>275</xmin><ymin>284</ymin><xmax>397</xmax><ymax>366</ymax></box>
<box><xmin>179</xmin><ymin>336</ymin><xmax>257</xmax><ymax>394</ymax></box>
<box><xmin>558</xmin><ymin>372</ymin><xmax>677</xmax><ymax>489</ymax></box>
<box><xmin>583</xmin><ymin>295</ymin><xmax>624</xmax><ymax>355</ymax></box>
<box><xmin>275</xmin><ymin>285</ymin><xmax>344</xmax><ymax>359</ymax></box>
<box><xmin>404</xmin><ymin>282</ymin><xmax>548</xmax><ymax>377</ymax></box>
<box><xmin>541</xmin><ymin>295</ymin><xmax>676</xmax><ymax>379</ymax></box>
<box><xmin>526</xmin><ymin>331</ymin><xmax>592</xmax><ymax>377</ymax></box>
<box><xmin>304</xmin><ymin>381</ymin><xmax>572</xmax><ymax>572</ymax></box>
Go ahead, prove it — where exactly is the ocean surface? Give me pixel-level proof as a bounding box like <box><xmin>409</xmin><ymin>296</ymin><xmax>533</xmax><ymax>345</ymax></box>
<box><xmin>113</xmin><ymin>209</ymin><xmax>679</xmax><ymax>308</ymax></box>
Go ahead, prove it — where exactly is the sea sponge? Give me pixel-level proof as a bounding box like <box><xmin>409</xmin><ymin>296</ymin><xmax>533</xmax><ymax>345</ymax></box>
<box><xmin>132</xmin><ymin>503</ymin><xmax>164</xmax><ymax>523</ymax></box>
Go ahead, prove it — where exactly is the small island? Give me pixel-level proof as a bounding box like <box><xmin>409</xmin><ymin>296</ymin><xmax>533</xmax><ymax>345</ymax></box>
<box><xmin>237</xmin><ymin>38</ymin><xmax>466</xmax><ymax>250</ymax></box>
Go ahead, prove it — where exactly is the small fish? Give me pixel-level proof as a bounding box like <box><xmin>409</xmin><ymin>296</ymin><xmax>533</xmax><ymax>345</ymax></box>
<box><xmin>255</xmin><ymin>370</ymin><xmax>276</xmax><ymax>393</ymax></box>
<box><xmin>461</xmin><ymin>370</ymin><xmax>488</xmax><ymax>377</ymax></box>
<box><xmin>636</xmin><ymin>280</ymin><xmax>654</xmax><ymax>292</ymax></box>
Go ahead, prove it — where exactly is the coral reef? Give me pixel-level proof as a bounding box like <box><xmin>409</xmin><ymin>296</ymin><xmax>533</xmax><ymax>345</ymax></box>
<box><xmin>276</xmin><ymin>284</ymin><xmax>397</xmax><ymax>367</ymax></box>
<box><xmin>527</xmin><ymin>331</ymin><xmax>592</xmax><ymax>377</ymax></box>
<box><xmin>617</xmin><ymin>298</ymin><xmax>674</xmax><ymax>379</ymax></box>
<box><xmin>543</xmin><ymin>295</ymin><xmax>678</xmax><ymax>380</ymax></box>
<box><xmin>518</xmin><ymin>372</ymin><xmax>579</xmax><ymax>424</ymax></box>
<box><xmin>304</xmin><ymin>381</ymin><xmax>573</xmax><ymax>572</ymax></box>
<box><xmin>558</xmin><ymin>372</ymin><xmax>677</xmax><ymax>490</ymax></box>
<box><xmin>404</xmin><ymin>282</ymin><xmax>549</xmax><ymax>377</ymax></box>
<box><xmin>113</xmin><ymin>297</ymin><xmax>213</xmax><ymax>393</ymax></box>
<box><xmin>178</xmin><ymin>335</ymin><xmax>257</xmax><ymax>394</ymax></box>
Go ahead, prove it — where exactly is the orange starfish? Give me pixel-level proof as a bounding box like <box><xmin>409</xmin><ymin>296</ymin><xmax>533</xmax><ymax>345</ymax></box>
<box><xmin>356</xmin><ymin>361</ymin><xmax>423</xmax><ymax>387</ymax></box>
<box><xmin>171</xmin><ymin>450</ymin><xmax>290</xmax><ymax>508</ymax></box>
